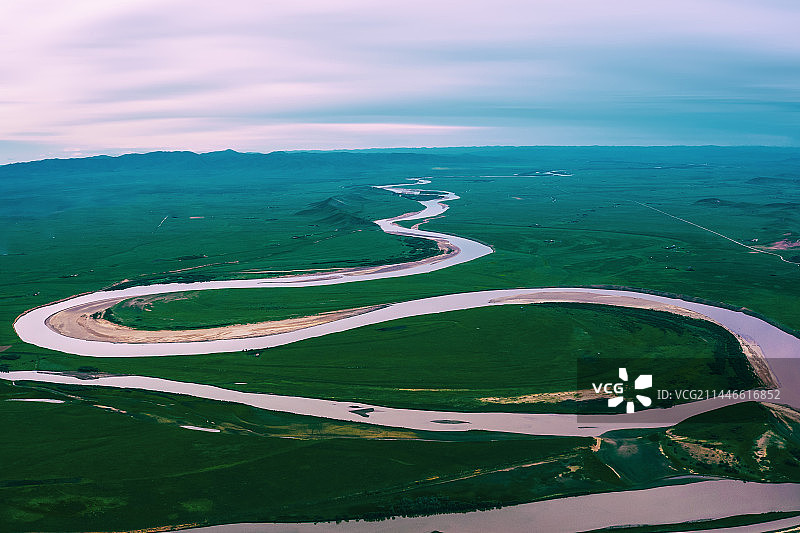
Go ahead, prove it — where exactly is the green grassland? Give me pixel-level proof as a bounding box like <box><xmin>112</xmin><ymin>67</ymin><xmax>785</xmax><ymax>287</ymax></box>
<box><xmin>0</xmin><ymin>380</ymin><xmax>610</xmax><ymax>531</ymax></box>
<box><xmin>659</xmin><ymin>401</ymin><xmax>800</xmax><ymax>481</ymax></box>
<box><xmin>1</xmin><ymin>146</ymin><xmax>788</xmax><ymax>411</ymax></box>
<box><xmin>1</xmin><ymin>303</ymin><xmax>757</xmax><ymax>413</ymax></box>
<box><xmin>2</xmin><ymin>146</ymin><xmax>799</xmax><ymax>529</ymax></box>
<box><xmin>3</xmin><ymin>380</ymin><xmax>798</xmax><ymax>532</ymax></box>
<box><xmin>2</xmin><ymin>147</ymin><xmax>799</xmax><ymax>352</ymax></box>
<box><xmin>595</xmin><ymin>401</ymin><xmax>800</xmax><ymax>486</ymax></box>
<box><xmin>88</xmin><ymin>146</ymin><xmax>800</xmax><ymax>338</ymax></box>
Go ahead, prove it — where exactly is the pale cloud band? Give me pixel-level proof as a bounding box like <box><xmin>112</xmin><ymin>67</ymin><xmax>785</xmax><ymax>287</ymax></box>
<box><xmin>1</xmin><ymin>0</ymin><xmax>798</xmax><ymax>163</ymax></box>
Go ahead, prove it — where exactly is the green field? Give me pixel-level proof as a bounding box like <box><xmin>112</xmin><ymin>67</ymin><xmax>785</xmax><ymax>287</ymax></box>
<box><xmin>2</xmin><ymin>146</ymin><xmax>799</xmax><ymax>529</ymax></box>
<box><xmin>119</xmin><ymin>147</ymin><xmax>800</xmax><ymax>332</ymax></box>
<box><xmin>2</xmin><ymin>303</ymin><xmax>758</xmax><ymax>413</ymax></box>
<box><xmin>0</xmin><ymin>380</ymin><xmax>607</xmax><ymax>530</ymax></box>
<box><xmin>4</xmin><ymin>378</ymin><xmax>799</xmax><ymax>532</ymax></box>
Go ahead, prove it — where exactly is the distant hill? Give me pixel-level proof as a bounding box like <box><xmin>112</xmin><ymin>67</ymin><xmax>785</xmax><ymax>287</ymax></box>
<box><xmin>0</xmin><ymin>149</ymin><xmax>488</xmax><ymax>181</ymax></box>
<box><xmin>3</xmin><ymin>146</ymin><xmax>798</xmax><ymax>181</ymax></box>
<box><xmin>295</xmin><ymin>196</ymin><xmax>374</xmax><ymax>228</ymax></box>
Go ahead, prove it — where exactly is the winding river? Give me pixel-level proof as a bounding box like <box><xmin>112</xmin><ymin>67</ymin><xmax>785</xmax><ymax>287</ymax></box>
<box><xmin>4</xmin><ymin>178</ymin><xmax>800</xmax><ymax>531</ymax></box>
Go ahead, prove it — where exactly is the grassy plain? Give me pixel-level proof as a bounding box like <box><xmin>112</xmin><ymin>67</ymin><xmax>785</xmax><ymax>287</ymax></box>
<box><xmin>2</xmin><ymin>146</ymin><xmax>799</xmax><ymax>529</ymax></box>
<box><xmin>3</xmin><ymin>147</ymin><xmax>799</xmax><ymax>347</ymax></box>
<box><xmin>2</xmin><ymin>381</ymin><xmax>799</xmax><ymax>531</ymax></box>
<box><xmin>0</xmin><ymin>380</ymin><xmax>608</xmax><ymax>530</ymax></box>
<box><xmin>93</xmin><ymin>146</ymin><xmax>800</xmax><ymax>336</ymax></box>
<box><xmin>4</xmin><ymin>303</ymin><xmax>756</xmax><ymax>413</ymax></box>
<box><xmin>659</xmin><ymin>401</ymin><xmax>800</xmax><ymax>481</ymax></box>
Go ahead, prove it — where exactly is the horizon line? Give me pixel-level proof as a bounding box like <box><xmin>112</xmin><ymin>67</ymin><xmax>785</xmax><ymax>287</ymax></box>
<box><xmin>3</xmin><ymin>144</ymin><xmax>798</xmax><ymax>167</ymax></box>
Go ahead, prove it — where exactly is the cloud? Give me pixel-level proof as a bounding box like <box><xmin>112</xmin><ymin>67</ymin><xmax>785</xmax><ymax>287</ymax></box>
<box><xmin>1</xmin><ymin>0</ymin><xmax>798</xmax><ymax>162</ymax></box>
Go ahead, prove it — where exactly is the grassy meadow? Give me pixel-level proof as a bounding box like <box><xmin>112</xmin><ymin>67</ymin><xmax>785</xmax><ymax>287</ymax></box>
<box><xmin>6</xmin><ymin>303</ymin><xmax>756</xmax><ymax>413</ymax></box>
<box><xmin>1</xmin><ymin>146</ymin><xmax>799</xmax><ymax>529</ymax></box>
<box><xmin>3</xmin><ymin>379</ymin><xmax>799</xmax><ymax>531</ymax></box>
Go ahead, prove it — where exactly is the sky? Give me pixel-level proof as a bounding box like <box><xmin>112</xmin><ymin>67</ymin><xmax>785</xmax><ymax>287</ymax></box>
<box><xmin>1</xmin><ymin>0</ymin><xmax>798</xmax><ymax>163</ymax></box>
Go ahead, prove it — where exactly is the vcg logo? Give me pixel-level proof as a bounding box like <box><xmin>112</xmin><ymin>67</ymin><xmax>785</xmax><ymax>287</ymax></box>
<box><xmin>592</xmin><ymin>367</ymin><xmax>653</xmax><ymax>413</ymax></box>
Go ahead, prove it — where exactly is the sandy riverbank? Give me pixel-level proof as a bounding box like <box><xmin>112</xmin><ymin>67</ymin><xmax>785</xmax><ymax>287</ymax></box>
<box><xmin>46</xmin><ymin>303</ymin><xmax>389</xmax><ymax>343</ymax></box>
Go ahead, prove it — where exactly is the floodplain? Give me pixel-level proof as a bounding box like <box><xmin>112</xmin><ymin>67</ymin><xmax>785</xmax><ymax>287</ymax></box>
<box><xmin>1</xmin><ymin>146</ymin><xmax>799</xmax><ymax>531</ymax></box>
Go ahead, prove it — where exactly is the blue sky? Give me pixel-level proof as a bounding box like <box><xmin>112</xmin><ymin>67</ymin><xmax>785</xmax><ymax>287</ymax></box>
<box><xmin>1</xmin><ymin>0</ymin><xmax>798</xmax><ymax>163</ymax></box>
